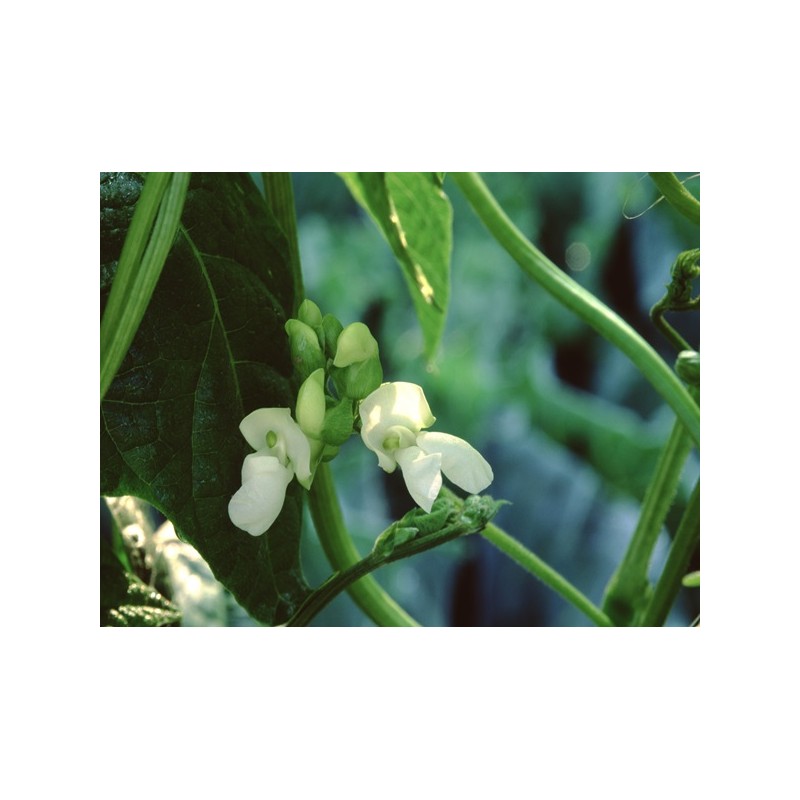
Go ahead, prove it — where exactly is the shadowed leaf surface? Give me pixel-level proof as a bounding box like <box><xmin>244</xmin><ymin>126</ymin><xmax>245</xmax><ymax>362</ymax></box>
<box><xmin>100</xmin><ymin>173</ymin><xmax>310</xmax><ymax>624</ymax></box>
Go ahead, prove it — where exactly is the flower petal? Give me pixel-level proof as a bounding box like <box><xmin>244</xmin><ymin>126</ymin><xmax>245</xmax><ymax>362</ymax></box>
<box><xmin>416</xmin><ymin>431</ymin><xmax>493</xmax><ymax>495</ymax></box>
<box><xmin>282</xmin><ymin>424</ymin><xmax>312</xmax><ymax>485</ymax></box>
<box><xmin>240</xmin><ymin>408</ymin><xmax>293</xmax><ymax>453</ymax></box>
<box><xmin>371</xmin><ymin>445</ymin><xmax>398</xmax><ymax>473</ymax></box>
<box><xmin>228</xmin><ymin>458</ymin><xmax>293</xmax><ymax>536</ymax></box>
<box><xmin>239</xmin><ymin>407</ymin><xmax>312</xmax><ymax>483</ymax></box>
<box><xmin>240</xmin><ymin>451</ymin><xmax>285</xmax><ymax>482</ymax></box>
<box><xmin>395</xmin><ymin>446</ymin><xmax>443</xmax><ymax>513</ymax></box>
<box><xmin>359</xmin><ymin>382</ymin><xmax>436</xmax><ymax>468</ymax></box>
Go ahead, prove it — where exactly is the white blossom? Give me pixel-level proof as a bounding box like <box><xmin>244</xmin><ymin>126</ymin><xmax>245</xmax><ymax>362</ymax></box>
<box><xmin>359</xmin><ymin>382</ymin><xmax>493</xmax><ymax>512</ymax></box>
<box><xmin>228</xmin><ymin>408</ymin><xmax>311</xmax><ymax>536</ymax></box>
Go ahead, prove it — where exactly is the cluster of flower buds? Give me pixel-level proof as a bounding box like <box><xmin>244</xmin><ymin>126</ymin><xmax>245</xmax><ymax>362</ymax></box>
<box><xmin>286</xmin><ymin>299</ymin><xmax>383</xmax><ymax>474</ymax></box>
<box><xmin>285</xmin><ymin>299</ymin><xmax>383</xmax><ymax>400</ymax></box>
<box><xmin>229</xmin><ymin>300</ymin><xmax>492</xmax><ymax>537</ymax></box>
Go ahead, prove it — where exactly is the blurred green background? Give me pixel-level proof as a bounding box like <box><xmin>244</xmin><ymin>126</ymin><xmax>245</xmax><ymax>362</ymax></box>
<box><xmin>284</xmin><ymin>172</ymin><xmax>700</xmax><ymax>626</ymax></box>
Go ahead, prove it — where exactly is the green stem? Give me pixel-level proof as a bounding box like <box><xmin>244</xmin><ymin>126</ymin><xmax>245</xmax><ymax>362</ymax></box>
<box><xmin>308</xmin><ymin>463</ymin><xmax>420</xmax><ymax>626</ymax></box>
<box><xmin>286</xmin><ymin>518</ymin><xmax>472</xmax><ymax>626</ymax></box>
<box><xmin>639</xmin><ymin>480</ymin><xmax>700</xmax><ymax>626</ymax></box>
<box><xmin>650</xmin><ymin>248</ymin><xmax>700</xmax><ymax>353</ymax></box>
<box><xmin>648</xmin><ymin>173</ymin><xmax>700</xmax><ymax>225</ymax></box>
<box><xmin>101</xmin><ymin>172</ymin><xmax>190</xmax><ymax>400</ymax></box>
<box><xmin>260</xmin><ymin>174</ymin><xmax>418</xmax><ymax>627</ymax></box>
<box><xmin>601</xmin><ymin>417</ymin><xmax>695</xmax><ymax>625</ymax></box>
<box><xmin>451</xmin><ymin>172</ymin><xmax>700</xmax><ymax>447</ymax></box>
<box><xmin>262</xmin><ymin>172</ymin><xmax>304</xmax><ymax>314</ymax></box>
<box><xmin>285</xmin><ymin>551</ymin><xmax>384</xmax><ymax>626</ymax></box>
<box><xmin>481</xmin><ymin>522</ymin><xmax>614</xmax><ymax>627</ymax></box>
<box><xmin>651</xmin><ymin>299</ymin><xmax>694</xmax><ymax>353</ymax></box>
<box><xmin>291</xmin><ymin>492</ymin><xmax>501</xmax><ymax>626</ymax></box>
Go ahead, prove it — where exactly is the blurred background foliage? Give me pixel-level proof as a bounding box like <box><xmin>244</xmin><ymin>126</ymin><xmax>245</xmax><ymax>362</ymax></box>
<box><xmin>103</xmin><ymin>172</ymin><xmax>700</xmax><ymax>626</ymax></box>
<box><xmin>288</xmin><ymin>171</ymin><xmax>699</xmax><ymax>626</ymax></box>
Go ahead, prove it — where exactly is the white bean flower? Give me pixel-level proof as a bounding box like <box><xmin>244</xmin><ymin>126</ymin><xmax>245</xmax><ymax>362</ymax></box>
<box><xmin>359</xmin><ymin>382</ymin><xmax>493</xmax><ymax>513</ymax></box>
<box><xmin>228</xmin><ymin>408</ymin><xmax>312</xmax><ymax>536</ymax></box>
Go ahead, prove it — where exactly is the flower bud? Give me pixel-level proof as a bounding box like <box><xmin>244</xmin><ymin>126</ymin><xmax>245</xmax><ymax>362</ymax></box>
<box><xmin>682</xmin><ymin>570</ymin><xmax>700</xmax><ymax>588</ymax></box>
<box><xmin>675</xmin><ymin>350</ymin><xmax>700</xmax><ymax>387</ymax></box>
<box><xmin>296</xmin><ymin>368</ymin><xmax>326</xmax><ymax>439</ymax></box>
<box><xmin>321</xmin><ymin>314</ymin><xmax>344</xmax><ymax>359</ymax></box>
<box><xmin>285</xmin><ymin>319</ymin><xmax>325</xmax><ymax>379</ymax></box>
<box><xmin>297</xmin><ymin>298</ymin><xmax>323</xmax><ymax>328</ymax></box>
<box><xmin>333</xmin><ymin>322</ymin><xmax>379</xmax><ymax>367</ymax></box>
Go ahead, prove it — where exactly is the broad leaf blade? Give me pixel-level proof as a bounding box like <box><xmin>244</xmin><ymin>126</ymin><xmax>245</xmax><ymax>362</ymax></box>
<box><xmin>100</xmin><ymin>173</ymin><xmax>310</xmax><ymax>625</ymax></box>
<box><xmin>339</xmin><ymin>172</ymin><xmax>452</xmax><ymax>360</ymax></box>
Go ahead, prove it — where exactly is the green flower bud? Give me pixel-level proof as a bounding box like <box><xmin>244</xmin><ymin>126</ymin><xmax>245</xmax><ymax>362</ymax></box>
<box><xmin>682</xmin><ymin>570</ymin><xmax>700</xmax><ymax>589</ymax></box>
<box><xmin>298</xmin><ymin>298</ymin><xmax>323</xmax><ymax>328</ymax></box>
<box><xmin>296</xmin><ymin>368</ymin><xmax>326</xmax><ymax>439</ymax></box>
<box><xmin>285</xmin><ymin>319</ymin><xmax>325</xmax><ymax>379</ymax></box>
<box><xmin>321</xmin><ymin>314</ymin><xmax>344</xmax><ymax>359</ymax></box>
<box><xmin>293</xmin><ymin>368</ymin><xmax>327</xmax><ymax>489</ymax></box>
<box><xmin>333</xmin><ymin>322</ymin><xmax>379</xmax><ymax>367</ymax></box>
<box><xmin>675</xmin><ymin>350</ymin><xmax>700</xmax><ymax>387</ymax></box>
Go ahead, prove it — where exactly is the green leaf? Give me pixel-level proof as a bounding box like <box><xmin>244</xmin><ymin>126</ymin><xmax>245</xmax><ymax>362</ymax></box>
<box><xmin>338</xmin><ymin>172</ymin><xmax>452</xmax><ymax>361</ymax></box>
<box><xmin>372</xmin><ymin>525</ymin><xmax>419</xmax><ymax>560</ymax></box>
<box><xmin>375</xmin><ymin>493</ymin><xmax>503</xmax><ymax>563</ymax></box>
<box><xmin>100</xmin><ymin>173</ymin><xmax>310</xmax><ymax>625</ymax></box>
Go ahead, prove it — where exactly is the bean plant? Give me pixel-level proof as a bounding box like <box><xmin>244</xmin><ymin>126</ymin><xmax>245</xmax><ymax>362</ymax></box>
<box><xmin>100</xmin><ymin>172</ymin><xmax>699</xmax><ymax>627</ymax></box>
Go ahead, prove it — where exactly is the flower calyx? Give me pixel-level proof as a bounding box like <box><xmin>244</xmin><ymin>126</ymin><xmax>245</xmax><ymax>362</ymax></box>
<box><xmin>330</xmin><ymin>321</ymin><xmax>383</xmax><ymax>400</ymax></box>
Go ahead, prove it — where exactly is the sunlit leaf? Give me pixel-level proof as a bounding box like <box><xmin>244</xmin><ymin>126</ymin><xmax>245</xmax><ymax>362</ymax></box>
<box><xmin>339</xmin><ymin>172</ymin><xmax>452</xmax><ymax>361</ymax></box>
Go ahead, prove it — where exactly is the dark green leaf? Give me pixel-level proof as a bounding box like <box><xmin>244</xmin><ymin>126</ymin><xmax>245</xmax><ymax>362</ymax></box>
<box><xmin>338</xmin><ymin>172</ymin><xmax>452</xmax><ymax>360</ymax></box>
<box><xmin>100</xmin><ymin>173</ymin><xmax>310</xmax><ymax>624</ymax></box>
